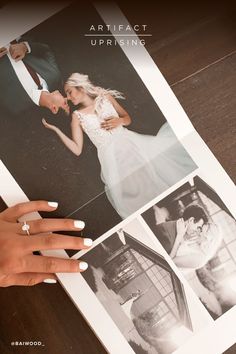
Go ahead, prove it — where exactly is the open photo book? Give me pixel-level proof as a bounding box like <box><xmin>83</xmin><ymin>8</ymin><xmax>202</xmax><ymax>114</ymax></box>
<box><xmin>0</xmin><ymin>2</ymin><xmax>236</xmax><ymax>354</ymax></box>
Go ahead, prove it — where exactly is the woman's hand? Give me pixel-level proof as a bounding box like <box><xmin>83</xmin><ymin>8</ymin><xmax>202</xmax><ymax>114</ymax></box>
<box><xmin>101</xmin><ymin>116</ymin><xmax>121</xmax><ymax>130</ymax></box>
<box><xmin>0</xmin><ymin>200</ymin><xmax>93</xmax><ymax>287</ymax></box>
<box><xmin>42</xmin><ymin>118</ymin><xmax>58</xmax><ymax>132</ymax></box>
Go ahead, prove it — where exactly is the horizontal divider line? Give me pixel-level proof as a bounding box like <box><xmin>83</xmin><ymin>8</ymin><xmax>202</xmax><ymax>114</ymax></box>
<box><xmin>84</xmin><ymin>34</ymin><xmax>152</xmax><ymax>36</ymax></box>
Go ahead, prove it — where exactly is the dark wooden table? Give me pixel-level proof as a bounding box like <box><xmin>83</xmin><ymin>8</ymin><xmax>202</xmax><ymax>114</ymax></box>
<box><xmin>0</xmin><ymin>2</ymin><xmax>235</xmax><ymax>353</ymax></box>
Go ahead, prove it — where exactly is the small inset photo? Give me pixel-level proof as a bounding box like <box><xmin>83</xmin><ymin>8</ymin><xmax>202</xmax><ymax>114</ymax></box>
<box><xmin>78</xmin><ymin>218</ymin><xmax>211</xmax><ymax>354</ymax></box>
<box><xmin>142</xmin><ymin>175</ymin><xmax>236</xmax><ymax>319</ymax></box>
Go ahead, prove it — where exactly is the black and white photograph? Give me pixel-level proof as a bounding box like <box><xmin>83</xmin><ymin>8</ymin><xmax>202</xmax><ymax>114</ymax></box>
<box><xmin>142</xmin><ymin>175</ymin><xmax>236</xmax><ymax>319</ymax></box>
<box><xmin>0</xmin><ymin>2</ymin><xmax>197</xmax><ymax>245</ymax></box>
<box><xmin>78</xmin><ymin>218</ymin><xmax>211</xmax><ymax>354</ymax></box>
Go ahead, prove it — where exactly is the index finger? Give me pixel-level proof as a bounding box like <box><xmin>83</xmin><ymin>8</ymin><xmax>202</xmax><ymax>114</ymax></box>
<box><xmin>15</xmin><ymin>55</ymin><xmax>23</xmax><ymax>62</ymax></box>
<box><xmin>0</xmin><ymin>200</ymin><xmax>59</xmax><ymax>222</ymax></box>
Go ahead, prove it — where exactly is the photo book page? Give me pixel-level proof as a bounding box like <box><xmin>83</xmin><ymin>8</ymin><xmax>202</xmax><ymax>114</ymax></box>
<box><xmin>0</xmin><ymin>2</ymin><xmax>235</xmax><ymax>354</ymax></box>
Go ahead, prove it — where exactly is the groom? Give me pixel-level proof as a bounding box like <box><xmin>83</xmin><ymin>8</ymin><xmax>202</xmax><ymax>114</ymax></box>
<box><xmin>0</xmin><ymin>38</ymin><xmax>69</xmax><ymax>115</ymax></box>
<box><xmin>155</xmin><ymin>204</ymin><xmax>208</xmax><ymax>255</ymax></box>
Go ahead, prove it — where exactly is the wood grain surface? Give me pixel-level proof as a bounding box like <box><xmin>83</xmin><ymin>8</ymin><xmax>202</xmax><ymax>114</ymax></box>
<box><xmin>0</xmin><ymin>2</ymin><xmax>235</xmax><ymax>353</ymax></box>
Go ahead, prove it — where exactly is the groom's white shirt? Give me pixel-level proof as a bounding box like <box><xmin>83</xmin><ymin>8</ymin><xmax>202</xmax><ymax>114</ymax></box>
<box><xmin>6</xmin><ymin>42</ymin><xmax>48</xmax><ymax>106</ymax></box>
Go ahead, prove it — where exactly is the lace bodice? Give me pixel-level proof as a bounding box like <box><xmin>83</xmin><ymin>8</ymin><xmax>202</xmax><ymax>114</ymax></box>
<box><xmin>74</xmin><ymin>95</ymin><xmax>125</xmax><ymax>150</ymax></box>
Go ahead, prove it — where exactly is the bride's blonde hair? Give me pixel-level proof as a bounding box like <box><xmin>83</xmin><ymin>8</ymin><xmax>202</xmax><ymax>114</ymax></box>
<box><xmin>65</xmin><ymin>73</ymin><xmax>125</xmax><ymax>100</ymax></box>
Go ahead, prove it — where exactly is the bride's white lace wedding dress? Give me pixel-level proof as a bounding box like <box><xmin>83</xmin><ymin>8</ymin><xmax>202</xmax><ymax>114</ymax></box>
<box><xmin>74</xmin><ymin>95</ymin><xmax>196</xmax><ymax>218</ymax></box>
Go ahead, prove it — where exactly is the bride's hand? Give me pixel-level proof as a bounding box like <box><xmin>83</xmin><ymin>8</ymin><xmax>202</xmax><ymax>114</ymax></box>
<box><xmin>101</xmin><ymin>116</ymin><xmax>121</xmax><ymax>130</ymax></box>
<box><xmin>42</xmin><ymin>118</ymin><xmax>58</xmax><ymax>132</ymax></box>
<box><xmin>176</xmin><ymin>218</ymin><xmax>188</xmax><ymax>241</ymax></box>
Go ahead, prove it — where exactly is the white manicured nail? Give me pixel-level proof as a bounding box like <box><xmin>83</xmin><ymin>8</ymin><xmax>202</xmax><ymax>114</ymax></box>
<box><xmin>74</xmin><ymin>220</ymin><xmax>85</xmax><ymax>229</ymax></box>
<box><xmin>48</xmin><ymin>202</ymin><xmax>58</xmax><ymax>208</ymax></box>
<box><xmin>79</xmin><ymin>262</ymin><xmax>88</xmax><ymax>271</ymax></box>
<box><xmin>83</xmin><ymin>238</ymin><xmax>93</xmax><ymax>246</ymax></box>
<box><xmin>43</xmin><ymin>278</ymin><xmax>57</xmax><ymax>284</ymax></box>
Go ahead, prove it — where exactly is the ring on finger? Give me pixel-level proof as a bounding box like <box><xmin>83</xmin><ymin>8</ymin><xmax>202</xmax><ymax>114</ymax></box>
<box><xmin>21</xmin><ymin>221</ymin><xmax>31</xmax><ymax>236</ymax></box>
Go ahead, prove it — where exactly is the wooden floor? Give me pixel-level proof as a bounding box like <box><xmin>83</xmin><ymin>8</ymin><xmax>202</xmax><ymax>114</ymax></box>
<box><xmin>0</xmin><ymin>2</ymin><xmax>235</xmax><ymax>354</ymax></box>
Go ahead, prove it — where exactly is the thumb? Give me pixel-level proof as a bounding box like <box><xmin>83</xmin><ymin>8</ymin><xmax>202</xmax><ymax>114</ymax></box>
<box><xmin>15</xmin><ymin>54</ymin><xmax>24</xmax><ymax>62</ymax></box>
<box><xmin>1</xmin><ymin>273</ymin><xmax>57</xmax><ymax>287</ymax></box>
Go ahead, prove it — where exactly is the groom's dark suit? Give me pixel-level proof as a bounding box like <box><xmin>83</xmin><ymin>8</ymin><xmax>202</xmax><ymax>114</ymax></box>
<box><xmin>0</xmin><ymin>40</ymin><xmax>61</xmax><ymax>115</ymax></box>
<box><xmin>155</xmin><ymin>220</ymin><xmax>177</xmax><ymax>254</ymax></box>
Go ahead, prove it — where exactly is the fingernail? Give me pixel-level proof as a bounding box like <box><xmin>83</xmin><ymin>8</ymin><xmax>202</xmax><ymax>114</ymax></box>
<box><xmin>74</xmin><ymin>220</ymin><xmax>85</xmax><ymax>229</ymax></box>
<box><xmin>43</xmin><ymin>278</ymin><xmax>57</xmax><ymax>284</ymax></box>
<box><xmin>48</xmin><ymin>201</ymin><xmax>58</xmax><ymax>208</ymax></box>
<box><xmin>83</xmin><ymin>238</ymin><xmax>93</xmax><ymax>246</ymax></box>
<box><xmin>79</xmin><ymin>261</ymin><xmax>88</xmax><ymax>271</ymax></box>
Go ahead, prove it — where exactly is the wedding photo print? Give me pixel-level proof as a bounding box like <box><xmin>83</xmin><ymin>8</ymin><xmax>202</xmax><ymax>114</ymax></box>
<box><xmin>0</xmin><ymin>2</ymin><xmax>197</xmax><ymax>243</ymax></box>
<box><xmin>142</xmin><ymin>175</ymin><xmax>236</xmax><ymax>320</ymax></box>
<box><xmin>78</xmin><ymin>218</ymin><xmax>210</xmax><ymax>354</ymax></box>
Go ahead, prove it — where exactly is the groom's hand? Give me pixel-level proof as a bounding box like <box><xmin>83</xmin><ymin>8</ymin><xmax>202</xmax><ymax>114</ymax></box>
<box><xmin>9</xmin><ymin>42</ymin><xmax>28</xmax><ymax>62</ymax></box>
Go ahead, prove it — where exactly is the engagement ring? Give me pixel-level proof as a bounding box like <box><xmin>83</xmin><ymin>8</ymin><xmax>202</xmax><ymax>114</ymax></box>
<box><xmin>22</xmin><ymin>221</ymin><xmax>30</xmax><ymax>236</ymax></box>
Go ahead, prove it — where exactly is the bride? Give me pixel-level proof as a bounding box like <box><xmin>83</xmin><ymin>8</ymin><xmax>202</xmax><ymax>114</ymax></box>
<box><xmin>42</xmin><ymin>73</ymin><xmax>196</xmax><ymax>218</ymax></box>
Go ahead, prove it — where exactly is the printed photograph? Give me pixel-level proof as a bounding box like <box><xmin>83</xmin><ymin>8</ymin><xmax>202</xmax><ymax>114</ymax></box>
<box><xmin>79</xmin><ymin>218</ymin><xmax>210</xmax><ymax>354</ymax></box>
<box><xmin>0</xmin><ymin>2</ymin><xmax>197</xmax><ymax>243</ymax></box>
<box><xmin>142</xmin><ymin>175</ymin><xmax>236</xmax><ymax>319</ymax></box>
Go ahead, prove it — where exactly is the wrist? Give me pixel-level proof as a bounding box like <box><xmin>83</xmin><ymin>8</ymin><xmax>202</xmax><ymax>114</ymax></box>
<box><xmin>176</xmin><ymin>232</ymin><xmax>184</xmax><ymax>241</ymax></box>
